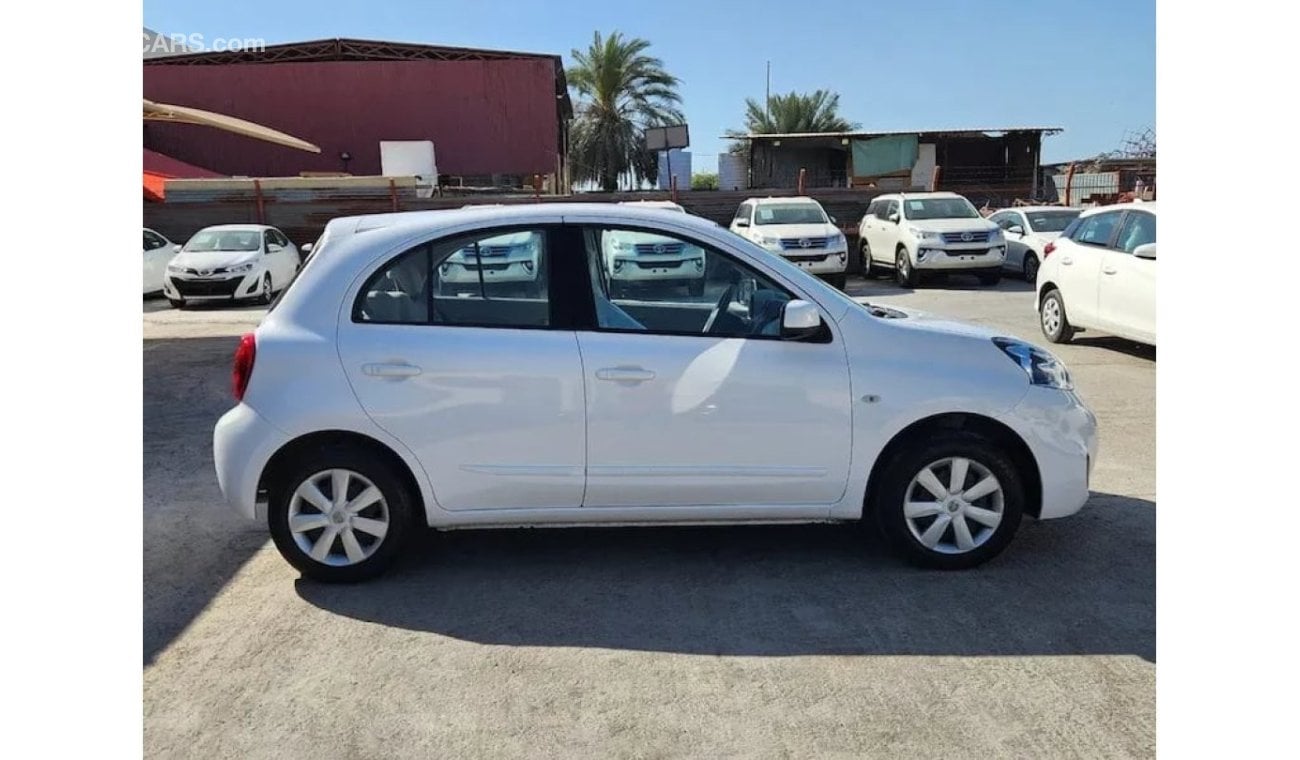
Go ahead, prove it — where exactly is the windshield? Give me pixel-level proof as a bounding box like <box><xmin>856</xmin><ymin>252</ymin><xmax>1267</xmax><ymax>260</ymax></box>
<box><xmin>184</xmin><ymin>230</ymin><xmax>261</xmax><ymax>252</ymax></box>
<box><xmin>904</xmin><ymin>198</ymin><xmax>980</xmax><ymax>220</ymax></box>
<box><xmin>1025</xmin><ymin>210</ymin><xmax>1081</xmax><ymax>232</ymax></box>
<box><xmin>754</xmin><ymin>204</ymin><xmax>827</xmax><ymax>225</ymax></box>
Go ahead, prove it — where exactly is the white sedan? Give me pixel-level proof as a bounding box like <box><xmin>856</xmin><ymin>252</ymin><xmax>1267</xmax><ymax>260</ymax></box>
<box><xmin>143</xmin><ymin>228</ymin><xmax>176</xmax><ymax>296</ymax></box>
<box><xmin>164</xmin><ymin>224</ymin><xmax>300</xmax><ymax>308</ymax></box>
<box><xmin>214</xmin><ymin>203</ymin><xmax>1097</xmax><ymax>582</ymax></box>
<box><xmin>1036</xmin><ymin>202</ymin><xmax>1156</xmax><ymax>346</ymax></box>
<box><xmin>989</xmin><ymin>206</ymin><xmax>1082</xmax><ymax>282</ymax></box>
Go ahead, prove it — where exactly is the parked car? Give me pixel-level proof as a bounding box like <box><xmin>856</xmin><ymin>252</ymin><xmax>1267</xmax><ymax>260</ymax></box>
<box><xmin>164</xmin><ymin>224</ymin><xmax>300</xmax><ymax>308</ymax></box>
<box><xmin>729</xmin><ymin>197</ymin><xmax>848</xmax><ymax>289</ymax></box>
<box><xmin>602</xmin><ymin>201</ymin><xmax>706</xmax><ymax>297</ymax></box>
<box><xmin>1036</xmin><ymin>202</ymin><xmax>1156</xmax><ymax>346</ymax></box>
<box><xmin>214</xmin><ymin>203</ymin><xmax>1096</xmax><ymax>582</ymax></box>
<box><xmin>988</xmin><ymin>206</ymin><xmax>1082</xmax><ymax>282</ymax></box>
<box><xmin>143</xmin><ymin>228</ymin><xmax>176</xmax><ymax>296</ymax></box>
<box><xmin>858</xmin><ymin>192</ymin><xmax>1006</xmax><ymax>287</ymax></box>
<box><xmin>437</xmin><ymin>230</ymin><xmax>543</xmax><ymax>297</ymax></box>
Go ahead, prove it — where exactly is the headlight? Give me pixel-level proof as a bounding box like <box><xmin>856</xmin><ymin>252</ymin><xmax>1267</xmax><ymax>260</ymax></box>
<box><xmin>908</xmin><ymin>227</ymin><xmax>939</xmax><ymax>240</ymax></box>
<box><xmin>227</xmin><ymin>263</ymin><xmax>254</xmax><ymax>274</ymax></box>
<box><xmin>611</xmin><ymin>239</ymin><xmax>631</xmax><ymax>251</ymax></box>
<box><xmin>988</xmin><ymin>228</ymin><xmax>1004</xmax><ymax>241</ymax></box>
<box><xmin>759</xmin><ymin>236</ymin><xmax>780</xmax><ymax>249</ymax></box>
<box><xmin>166</xmin><ymin>264</ymin><xmax>183</xmax><ymax>273</ymax></box>
<box><xmin>828</xmin><ymin>231</ymin><xmax>846</xmax><ymax>247</ymax></box>
<box><xmin>992</xmin><ymin>337</ymin><xmax>1072</xmax><ymax>389</ymax></box>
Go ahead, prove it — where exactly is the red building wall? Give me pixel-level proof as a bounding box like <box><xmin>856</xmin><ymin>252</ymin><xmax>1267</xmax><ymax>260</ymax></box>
<box><xmin>143</xmin><ymin>59</ymin><xmax>560</xmax><ymax>178</ymax></box>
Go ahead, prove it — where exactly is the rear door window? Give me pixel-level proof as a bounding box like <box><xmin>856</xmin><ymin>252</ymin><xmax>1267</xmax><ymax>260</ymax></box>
<box><xmin>1070</xmin><ymin>211</ymin><xmax>1124</xmax><ymax>247</ymax></box>
<box><xmin>1115</xmin><ymin>211</ymin><xmax>1156</xmax><ymax>253</ymax></box>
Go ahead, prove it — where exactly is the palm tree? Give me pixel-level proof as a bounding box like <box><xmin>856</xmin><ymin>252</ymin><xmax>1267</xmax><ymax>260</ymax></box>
<box><xmin>740</xmin><ymin>89</ymin><xmax>857</xmax><ymax>134</ymax></box>
<box><xmin>567</xmin><ymin>31</ymin><xmax>683</xmax><ymax>191</ymax></box>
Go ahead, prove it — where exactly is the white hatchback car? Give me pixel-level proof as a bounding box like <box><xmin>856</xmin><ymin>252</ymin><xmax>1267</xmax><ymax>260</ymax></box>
<box><xmin>164</xmin><ymin>224</ymin><xmax>301</xmax><ymax>308</ymax></box>
<box><xmin>1036</xmin><ymin>202</ymin><xmax>1156</xmax><ymax>346</ymax></box>
<box><xmin>729</xmin><ymin>197</ymin><xmax>848</xmax><ymax>289</ymax></box>
<box><xmin>858</xmin><ymin>192</ymin><xmax>1006</xmax><ymax>287</ymax></box>
<box><xmin>214</xmin><ymin>204</ymin><xmax>1097</xmax><ymax>582</ymax></box>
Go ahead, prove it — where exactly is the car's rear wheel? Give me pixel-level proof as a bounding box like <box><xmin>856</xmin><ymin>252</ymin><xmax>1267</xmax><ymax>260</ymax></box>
<box><xmin>872</xmin><ymin>433</ymin><xmax>1024</xmax><ymax>570</ymax></box>
<box><xmin>895</xmin><ymin>247</ymin><xmax>919</xmax><ymax>287</ymax></box>
<box><xmin>268</xmin><ymin>446</ymin><xmax>416</xmax><ymax>582</ymax></box>
<box><xmin>1023</xmin><ymin>253</ymin><xmax>1040</xmax><ymax>283</ymax></box>
<box><xmin>1039</xmin><ymin>288</ymin><xmax>1076</xmax><ymax>343</ymax></box>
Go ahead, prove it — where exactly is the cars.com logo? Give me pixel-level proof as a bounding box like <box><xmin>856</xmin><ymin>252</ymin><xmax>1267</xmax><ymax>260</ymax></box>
<box><xmin>143</xmin><ymin>32</ymin><xmax>267</xmax><ymax>55</ymax></box>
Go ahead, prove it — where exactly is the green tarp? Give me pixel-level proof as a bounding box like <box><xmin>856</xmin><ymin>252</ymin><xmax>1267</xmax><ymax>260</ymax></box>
<box><xmin>851</xmin><ymin>135</ymin><xmax>919</xmax><ymax>177</ymax></box>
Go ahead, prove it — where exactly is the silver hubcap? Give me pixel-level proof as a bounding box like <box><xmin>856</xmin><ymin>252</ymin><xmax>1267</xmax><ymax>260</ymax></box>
<box><xmin>288</xmin><ymin>469</ymin><xmax>389</xmax><ymax>567</ymax></box>
<box><xmin>903</xmin><ymin>457</ymin><xmax>1004</xmax><ymax>555</ymax></box>
<box><xmin>1042</xmin><ymin>297</ymin><xmax>1062</xmax><ymax>334</ymax></box>
<box><xmin>263</xmin><ymin>277</ymin><xmax>271</xmax><ymax>298</ymax></box>
<box><xmin>897</xmin><ymin>253</ymin><xmax>908</xmax><ymax>277</ymax></box>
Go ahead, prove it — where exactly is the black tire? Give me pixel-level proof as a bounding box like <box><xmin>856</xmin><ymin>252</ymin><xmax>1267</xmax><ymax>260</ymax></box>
<box><xmin>255</xmin><ymin>274</ymin><xmax>274</xmax><ymax>305</ymax></box>
<box><xmin>895</xmin><ymin>246</ymin><xmax>919</xmax><ymax>287</ymax></box>
<box><xmin>1039</xmin><ymin>287</ymin><xmax>1076</xmax><ymax>344</ymax></box>
<box><xmin>861</xmin><ymin>240</ymin><xmax>878</xmax><ymax>279</ymax></box>
<box><xmin>978</xmin><ymin>270</ymin><xmax>1002</xmax><ymax>286</ymax></box>
<box><xmin>872</xmin><ymin>432</ymin><xmax>1025</xmax><ymax>570</ymax></box>
<box><xmin>825</xmin><ymin>273</ymin><xmax>847</xmax><ymax>290</ymax></box>
<box><xmin>268</xmin><ymin>444</ymin><xmax>416</xmax><ymax>583</ymax></box>
<box><xmin>1023</xmin><ymin>253</ymin><xmax>1040</xmax><ymax>284</ymax></box>
<box><xmin>167</xmin><ymin>298</ymin><xmax>186</xmax><ymax>309</ymax></box>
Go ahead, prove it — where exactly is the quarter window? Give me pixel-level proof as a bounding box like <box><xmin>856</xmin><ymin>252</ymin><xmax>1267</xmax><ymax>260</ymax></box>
<box><xmin>354</xmin><ymin>228</ymin><xmax>551</xmax><ymax>328</ymax></box>
<box><xmin>582</xmin><ymin>226</ymin><xmax>794</xmax><ymax>338</ymax></box>
<box><xmin>1070</xmin><ymin>211</ymin><xmax>1123</xmax><ymax>247</ymax></box>
<box><xmin>1115</xmin><ymin>211</ymin><xmax>1156</xmax><ymax>253</ymax></box>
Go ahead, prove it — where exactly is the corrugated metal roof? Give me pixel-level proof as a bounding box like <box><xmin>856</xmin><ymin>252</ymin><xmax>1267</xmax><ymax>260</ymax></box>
<box><xmin>729</xmin><ymin>127</ymin><xmax>1064</xmax><ymax>139</ymax></box>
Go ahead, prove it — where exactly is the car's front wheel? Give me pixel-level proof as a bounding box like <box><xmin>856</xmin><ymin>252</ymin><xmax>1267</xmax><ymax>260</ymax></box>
<box><xmin>861</xmin><ymin>239</ymin><xmax>878</xmax><ymax>279</ymax></box>
<box><xmin>895</xmin><ymin>246</ymin><xmax>919</xmax><ymax>287</ymax></box>
<box><xmin>1039</xmin><ymin>288</ymin><xmax>1076</xmax><ymax>343</ymax></box>
<box><xmin>268</xmin><ymin>446</ymin><xmax>416</xmax><ymax>582</ymax></box>
<box><xmin>873</xmin><ymin>433</ymin><xmax>1024</xmax><ymax>569</ymax></box>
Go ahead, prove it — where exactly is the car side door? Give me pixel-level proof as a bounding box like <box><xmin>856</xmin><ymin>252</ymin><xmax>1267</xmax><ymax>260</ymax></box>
<box><xmin>570</xmin><ymin>221</ymin><xmax>853</xmax><ymax>511</ymax></box>
<box><xmin>262</xmin><ymin>229</ymin><xmax>291</xmax><ymax>285</ymax></box>
<box><xmin>874</xmin><ymin>199</ymin><xmax>901</xmax><ymax>255</ymax></box>
<box><xmin>860</xmin><ymin>200</ymin><xmax>882</xmax><ymax>261</ymax></box>
<box><xmin>336</xmin><ymin>221</ymin><xmax>588</xmax><ymax>511</ymax></box>
<box><xmin>1053</xmin><ymin>209</ymin><xmax>1123</xmax><ymax>328</ymax></box>
<box><xmin>1098</xmin><ymin>209</ymin><xmax>1156</xmax><ymax>342</ymax></box>
<box><xmin>993</xmin><ymin>212</ymin><xmax>1027</xmax><ymax>271</ymax></box>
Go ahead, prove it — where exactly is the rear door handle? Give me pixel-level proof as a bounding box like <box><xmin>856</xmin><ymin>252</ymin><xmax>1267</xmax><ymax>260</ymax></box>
<box><xmin>1102</xmin><ymin>266</ymin><xmax>1118</xmax><ymax>275</ymax></box>
<box><xmin>1061</xmin><ymin>256</ymin><xmax>1074</xmax><ymax>265</ymax></box>
<box><xmin>363</xmin><ymin>362</ymin><xmax>422</xmax><ymax>378</ymax></box>
<box><xmin>596</xmin><ymin>366</ymin><xmax>656</xmax><ymax>383</ymax></box>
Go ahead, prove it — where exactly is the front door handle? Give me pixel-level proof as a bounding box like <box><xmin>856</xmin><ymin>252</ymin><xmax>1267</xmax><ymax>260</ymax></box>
<box><xmin>596</xmin><ymin>366</ymin><xmax>656</xmax><ymax>383</ymax></box>
<box><xmin>363</xmin><ymin>362</ymin><xmax>422</xmax><ymax>378</ymax></box>
<box><xmin>1102</xmin><ymin>266</ymin><xmax>1118</xmax><ymax>275</ymax></box>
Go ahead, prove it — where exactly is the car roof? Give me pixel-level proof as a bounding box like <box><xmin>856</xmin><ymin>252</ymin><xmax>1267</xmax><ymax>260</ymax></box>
<box><xmin>876</xmin><ymin>191</ymin><xmax>966</xmax><ymax>201</ymax></box>
<box><xmin>197</xmin><ymin>224</ymin><xmax>277</xmax><ymax>232</ymax></box>
<box><xmin>748</xmin><ymin>196</ymin><xmax>823</xmax><ymax>205</ymax></box>
<box><xmin>998</xmin><ymin>205</ymin><xmax>1081</xmax><ymax>214</ymax></box>
<box><xmin>618</xmin><ymin>200</ymin><xmax>683</xmax><ymax>209</ymax></box>
<box><xmin>1080</xmin><ymin>201</ymin><xmax>1157</xmax><ymax>216</ymax></box>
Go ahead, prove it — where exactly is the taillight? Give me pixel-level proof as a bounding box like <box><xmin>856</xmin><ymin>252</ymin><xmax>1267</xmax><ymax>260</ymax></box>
<box><xmin>232</xmin><ymin>333</ymin><xmax>256</xmax><ymax>401</ymax></box>
<box><xmin>1043</xmin><ymin>241</ymin><xmax>1057</xmax><ymax>258</ymax></box>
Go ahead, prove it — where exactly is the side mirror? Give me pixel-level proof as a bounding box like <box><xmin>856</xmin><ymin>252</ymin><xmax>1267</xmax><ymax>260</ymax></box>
<box><xmin>735</xmin><ymin>219</ymin><xmax>750</xmax><ymax>228</ymax></box>
<box><xmin>267</xmin><ymin>243</ymin><xmax>283</xmax><ymax>253</ymax></box>
<box><xmin>829</xmin><ymin>215</ymin><xmax>838</xmax><ymax>224</ymax></box>
<box><xmin>1007</xmin><ymin>225</ymin><xmax>1025</xmax><ymax>236</ymax></box>
<box><xmin>172</xmin><ymin>244</ymin><xmax>182</xmax><ymax>252</ymax></box>
<box><xmin>780</xmin><ymin>300</ymin><xmax>822</xmax><ymax>341</ymax></box>
<box><xmin>887</xmin><ymin>212</ymin><xmax>900</xmax><ymax>223</ymax></box>
<box><xmin>301</xmin><ymin>243</ymin><xmax>314</xmax><ymax>254</ymax></box>
<box><xmin>1133</xmin><ymin>242</ymin><xmax>1156</xmax><ymax>260</ymax></box>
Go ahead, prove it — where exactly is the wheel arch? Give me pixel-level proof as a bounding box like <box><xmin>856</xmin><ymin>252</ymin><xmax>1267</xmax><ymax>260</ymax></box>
<box><xmin>864</xmin><ymin>412</ymin><xmax>1043</xmax><ymax>518</ymax></box>
<box><xmin>258</xmin><ymin>430</ymin><xmax>426</xmax><ymax>522</ymax></box>
<box><xmin>1038</xmin><ymin>279</ymin><xmax>1059</xmax><ymax>307</ymax></box>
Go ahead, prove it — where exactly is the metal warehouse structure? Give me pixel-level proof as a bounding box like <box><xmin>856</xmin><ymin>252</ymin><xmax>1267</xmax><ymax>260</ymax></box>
<box><xmin>732</xmin><ymin>127</ymin><xmax>1062</xmax><ymax>203</ymax></box>
<box><xmin>143</xmin><ymin>38</ymin><xmax>573</xmax><ymax>188</ymax></box>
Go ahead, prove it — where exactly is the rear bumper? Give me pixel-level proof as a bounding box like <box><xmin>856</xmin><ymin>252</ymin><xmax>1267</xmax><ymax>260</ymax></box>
<box><xmin>1003</xmin><ymin>386</ymin><xmax>1098</xmax><ymax>519</ymax></box>
<box><xmin>213</xmin><ymin>403</ymin><xmax>290</xmax><ymax>522</ymax></box>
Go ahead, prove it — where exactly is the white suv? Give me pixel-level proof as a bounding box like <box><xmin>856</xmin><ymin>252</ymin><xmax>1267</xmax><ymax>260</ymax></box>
<box><xmin>437</xmin><ymin>230</ymin><xmax>543</xmax><ymax>297</ymax></box>
<box><xmin>729</xmin><ymin>197</ymin><xmax>848</xmax><ymax>289</ymax></box>
<box><xmin>858</xmin><ymin>192</ymin><xmax>1006</xmax><ymax>287</ymax></box>
<box><xmin>605</xmin><ymin>201</ymin><xmax>706</xmax><ymax>297</ymax></box>
<box><xmin>213</xmin><ymin>203</ymin><xmax>1097</xmax><ymax>582</ymax></box>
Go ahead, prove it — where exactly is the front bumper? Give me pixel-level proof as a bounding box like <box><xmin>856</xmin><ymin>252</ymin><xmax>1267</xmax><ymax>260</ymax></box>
<box><xmin>165</xmin><ymin>271</ymin><xmax>262</xmax><ymax>300</ymax></box>
<box><xmin>1003</xmin><ymin>386</ymin><xmax>1098</xmax><ymax>519</ymax></box>
<box><xmin>912</xmin><ymin>244</ymin><xmax>1006</xmax><ymax>271</ymax></box>
<box><xmin>440</xmin><ymin>260</ymin><xmax>538</xmax><ymax>285</ymax></box>
<box><xmin>778</xmin><ymin>248</ymin><xmax>848</xmax><ymax>275</ymax></box>
<box><xmin>214</xmin><ymin>403</ymin><xmax>290</xmax><ymax>522</ymax></box>
<box><xmin>611</xmin><ymin>255</ymin><xmax>706</xmax><ymax>282</ymax></box>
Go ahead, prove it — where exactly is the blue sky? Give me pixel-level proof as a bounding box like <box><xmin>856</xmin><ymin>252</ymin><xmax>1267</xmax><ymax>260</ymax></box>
<box><xmin>145</xmin><ymin>0</ymin><xmax>1154</xmax><ymax>172</ymax></box>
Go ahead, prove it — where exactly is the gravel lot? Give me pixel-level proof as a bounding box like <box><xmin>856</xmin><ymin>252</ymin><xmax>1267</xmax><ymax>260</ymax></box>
<box><xmin>144</xmin><ymin>275</ymin><xmax>1155</xmax><ymax>759</ymax></box>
